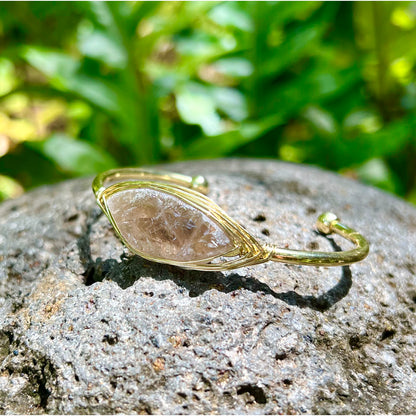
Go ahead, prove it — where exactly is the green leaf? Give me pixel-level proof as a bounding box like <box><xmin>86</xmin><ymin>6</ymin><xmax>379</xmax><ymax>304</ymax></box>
<box><xmin>264</xmin><ymin>2</ymin><xmax>323</xmax><ymax>27</ymax></box>
<box><xmin>129</xmin><ymin>1</ymin><xmax>161</xmax><ymax>23</ymax></box>
<box><xmin>261</xmin><ymin>66</ymin><xmax>361</xmax><ymax>118</ymax></box>
<box><xmin>183</xmin><ymin>114</ymin><xmax>283</xmax><ymax>159</ymax></box>
<box><xmin>334</xmin><ymin>117</ymin><xmax>416</xmax><ymax>168</ymax></box>
<box><xmin>213</xmin><ymin>57</ymin><xmax>254</xmax><ymax>78</ymax></box>
<box><xmin>0</xmin><ymin>174</ymin><xmax>23</xmax><ymax>201</ymax></box>
<box><xmin>21</xmin><ymin>46</ymin><xmax>79</xmax><ymax>80</ymax></box>
<box><xmin>28</xmin><ymin>133</ymin><xmax>117</xmax><ymax>176</ymax></box>
<box><xmin>355</xmin><ymin>158</ymin><xmax>401</xmax><ymax>194</ymax></box>
<box><xmin>21</xmin><ymin>46</ymin><xmax>120</xmax><ymax>114</ymax></box>
<box><xmin>0</xmin><ymin>145</ymin><xmax>68</xmax><ymax>189</ymax></box>
<box><xmin>176</xmin><ymin>83</ymin><xmax>223</xmax><ymax>136</ymax></box>
<box><xmin>208</xmin><ymin>2</ymin><xmax>253</xmax><ymax>32</ymax></box>
<box><xmin>407</xmin><ymin>187</ymin><xmax>416</xmax><ymax>206</ymax></box>
<box><xmin>87</xmin><ymin>1</ymin><xmax>118</xmax><ymax>31</ymax></box>
<box><xmin>211</xmin><ymin>87</ymin><xmax>248</xmax><ymax>121</ymax></box>
<box><xmin>77</xmin><ymin>25</ymin><xmax>127</xmax><ymax>69</ymax></box>
<box><xmin>343</xmin><ymin>110</ymin><xmax>383</xmax><ymax>135</ymax></box>
<box><xmin>260</xmin><ymin>23</ymin><xmax>328</xmax><ymax>80</ymax></box>
<box><xmin>0</xmin><ymin>58</ymin><xmax>17</xmax><ymax>96</ymax></box>
<box><xmin>302</xmin><ymin>105</ymin><xmax>338</xmax><ymax>138</ymax></box>
<box><xmin>66</xmin><ymin>75</ymin><xmax>121</xmax><ymax>114</ymax></box>
<box><xmin>175</xmin><ymin>31</ymin><xmax>225</xmax><ymax>58</ymax></box>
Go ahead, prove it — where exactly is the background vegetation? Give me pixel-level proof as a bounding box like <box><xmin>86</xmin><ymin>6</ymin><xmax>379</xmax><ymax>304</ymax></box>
<box><xmin>0</xmin><ymin>1</ymin><xmax>415</xmax><ymax>204</ymax></box>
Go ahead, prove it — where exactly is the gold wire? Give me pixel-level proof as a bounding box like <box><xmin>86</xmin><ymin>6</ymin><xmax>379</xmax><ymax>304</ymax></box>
<box><xmin>92</xmin><ymin>168</ymin><xmax>369</xmax><ymax>271</ymax></box>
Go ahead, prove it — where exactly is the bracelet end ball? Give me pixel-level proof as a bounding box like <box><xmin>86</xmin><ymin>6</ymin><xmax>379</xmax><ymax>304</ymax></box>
<box><xmin>190</xmin><ymin>175</ymin><xmax>209</xmax><ymax>195</ymax></box>
<box><xmin>316</xmin><ymin>212</ymin><xmax>339</xmax><ymax>235</ymax></box>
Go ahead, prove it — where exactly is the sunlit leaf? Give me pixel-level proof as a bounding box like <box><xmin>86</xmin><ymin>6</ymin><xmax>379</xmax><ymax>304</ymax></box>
<box><xmin>354</xmin><ymin>158</ymin><xmax>401</xmax><ymax>194</ymax></box>
<box><xmin>28</xmin><ymin>133</ymin><xmax>117</xmax><ymax>175</ymax></box>
<box><xmin>211</xmin><ymin>87</ymin><xmax>248</xmax><ymax>121</ymax></box>
<box><xmin>183</xmin><ymin>114</ymin><xmax>283</xmax><ymax>158</ymax></box>
<box><xmin>0</xmin><ymin>174</ymin><xmax>24</xmax><ymax>201</ymax></box>
<box><xmin>302</xmin><ymin>105</ymin><xmax>338</xmax><ymax>138</ymax></box>
<box><xmin>213</xmin><ymin>57</ymin><xmax>254</xmax><ymax>78</ymax></box>
<box><xmin>1</xmin><ymin>1</ymin><xmax>415</xmax><ymax>205</ymax></box>
<box><xmin>176</xmin><ymin>83</ymin><xmax>223</xmax><ymax>136</ymax></box>
<box><xmin>209</xmin><ymin>2</ymin><xmax>253</xmax><ymax>32</ymax></box>
<box><xmin>77</xmin><ymin>25</ymin><xmax>127</xmax><ymax>69</ymax></box>
<box><xmin>21</xmin><ymin>46</ymin><xmax>121</xmax><ymax>114</ymax></box>
<box><xmin>343</xmin><ymin>110</ymin><xmax>383</xmax><ymax>135</ymax></box>
<box><xmin>391</xmin><ymin>6</ymin><xmax>416</xmax><ymax>30</ymax></box>
<box><xmin>87</xmin><ymin>1</ymin><xmax>117</xmax><ymax>30</ymax></box>
<box><xmin>175</xmin><ymin>31</ymin><xmax>225</xmax><ymax>57</ymax></box>
<box><xmin>0</xmin><ymin>58</ymin><xmax>17</xmax><ymax>96</ymax></box>
<box><xmin>21</xmin><ymin>46</ymin><xmax>79</xmax><ymax>81</ymax></box>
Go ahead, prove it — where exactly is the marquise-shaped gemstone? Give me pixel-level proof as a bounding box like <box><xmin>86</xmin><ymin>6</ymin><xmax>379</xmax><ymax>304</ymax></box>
<box><xmin>106</xmin><ymin>188</ymin><xmax>234</xmax><ymax>262</ymax></box>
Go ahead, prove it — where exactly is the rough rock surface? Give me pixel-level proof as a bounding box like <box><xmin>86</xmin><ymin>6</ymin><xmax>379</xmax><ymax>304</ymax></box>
<box><xmin>0</xmin><ymin>159</ymin><xmax>415</xmax><ymax>414</ymax></box>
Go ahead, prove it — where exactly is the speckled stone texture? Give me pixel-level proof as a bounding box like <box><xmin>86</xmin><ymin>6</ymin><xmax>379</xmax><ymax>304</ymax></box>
<box><xmin>0</xmin><ymin>159</ymin><xmax>415</xmax><ymax>415</ymax></box>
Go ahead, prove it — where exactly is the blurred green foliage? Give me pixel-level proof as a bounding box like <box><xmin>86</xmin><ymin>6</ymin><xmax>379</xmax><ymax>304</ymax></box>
<box><xmin>0</xmin><ymin>1</ymin><xmax>415</xmax><ymax>203</ymax></box>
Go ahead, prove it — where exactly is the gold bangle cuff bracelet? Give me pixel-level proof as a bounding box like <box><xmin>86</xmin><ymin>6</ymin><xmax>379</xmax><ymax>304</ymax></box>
<box><xmin>92</xmin><ymin>168</ymin><xmax>369</xmax><ymax>271</ymax></box>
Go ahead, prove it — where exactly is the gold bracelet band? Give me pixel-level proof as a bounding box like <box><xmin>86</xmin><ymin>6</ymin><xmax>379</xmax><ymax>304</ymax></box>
<box><xmin>92</xmin><ymin>168</ymin><xmax>369</xmax><ymax>271</ymax></box>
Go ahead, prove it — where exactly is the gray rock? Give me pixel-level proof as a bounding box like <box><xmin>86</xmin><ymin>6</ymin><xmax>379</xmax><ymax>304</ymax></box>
<box><xmin>0</xmin><ymin>159</ymin><xmax>415</xmax><ymax>414</ymax></box>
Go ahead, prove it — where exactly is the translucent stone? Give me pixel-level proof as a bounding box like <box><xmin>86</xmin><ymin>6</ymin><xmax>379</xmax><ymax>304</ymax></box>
<box><xmin>106</xmin><ymin>188</ymin><xmax>234</xmax><ymax>262</ymax></box>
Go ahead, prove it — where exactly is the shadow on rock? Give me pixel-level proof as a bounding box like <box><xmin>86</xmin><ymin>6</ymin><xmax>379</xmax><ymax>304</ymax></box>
<box><xmin>78</xmin><ymin>210</ymin><xmax>352</xmax><ymax>312</ymax></box>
